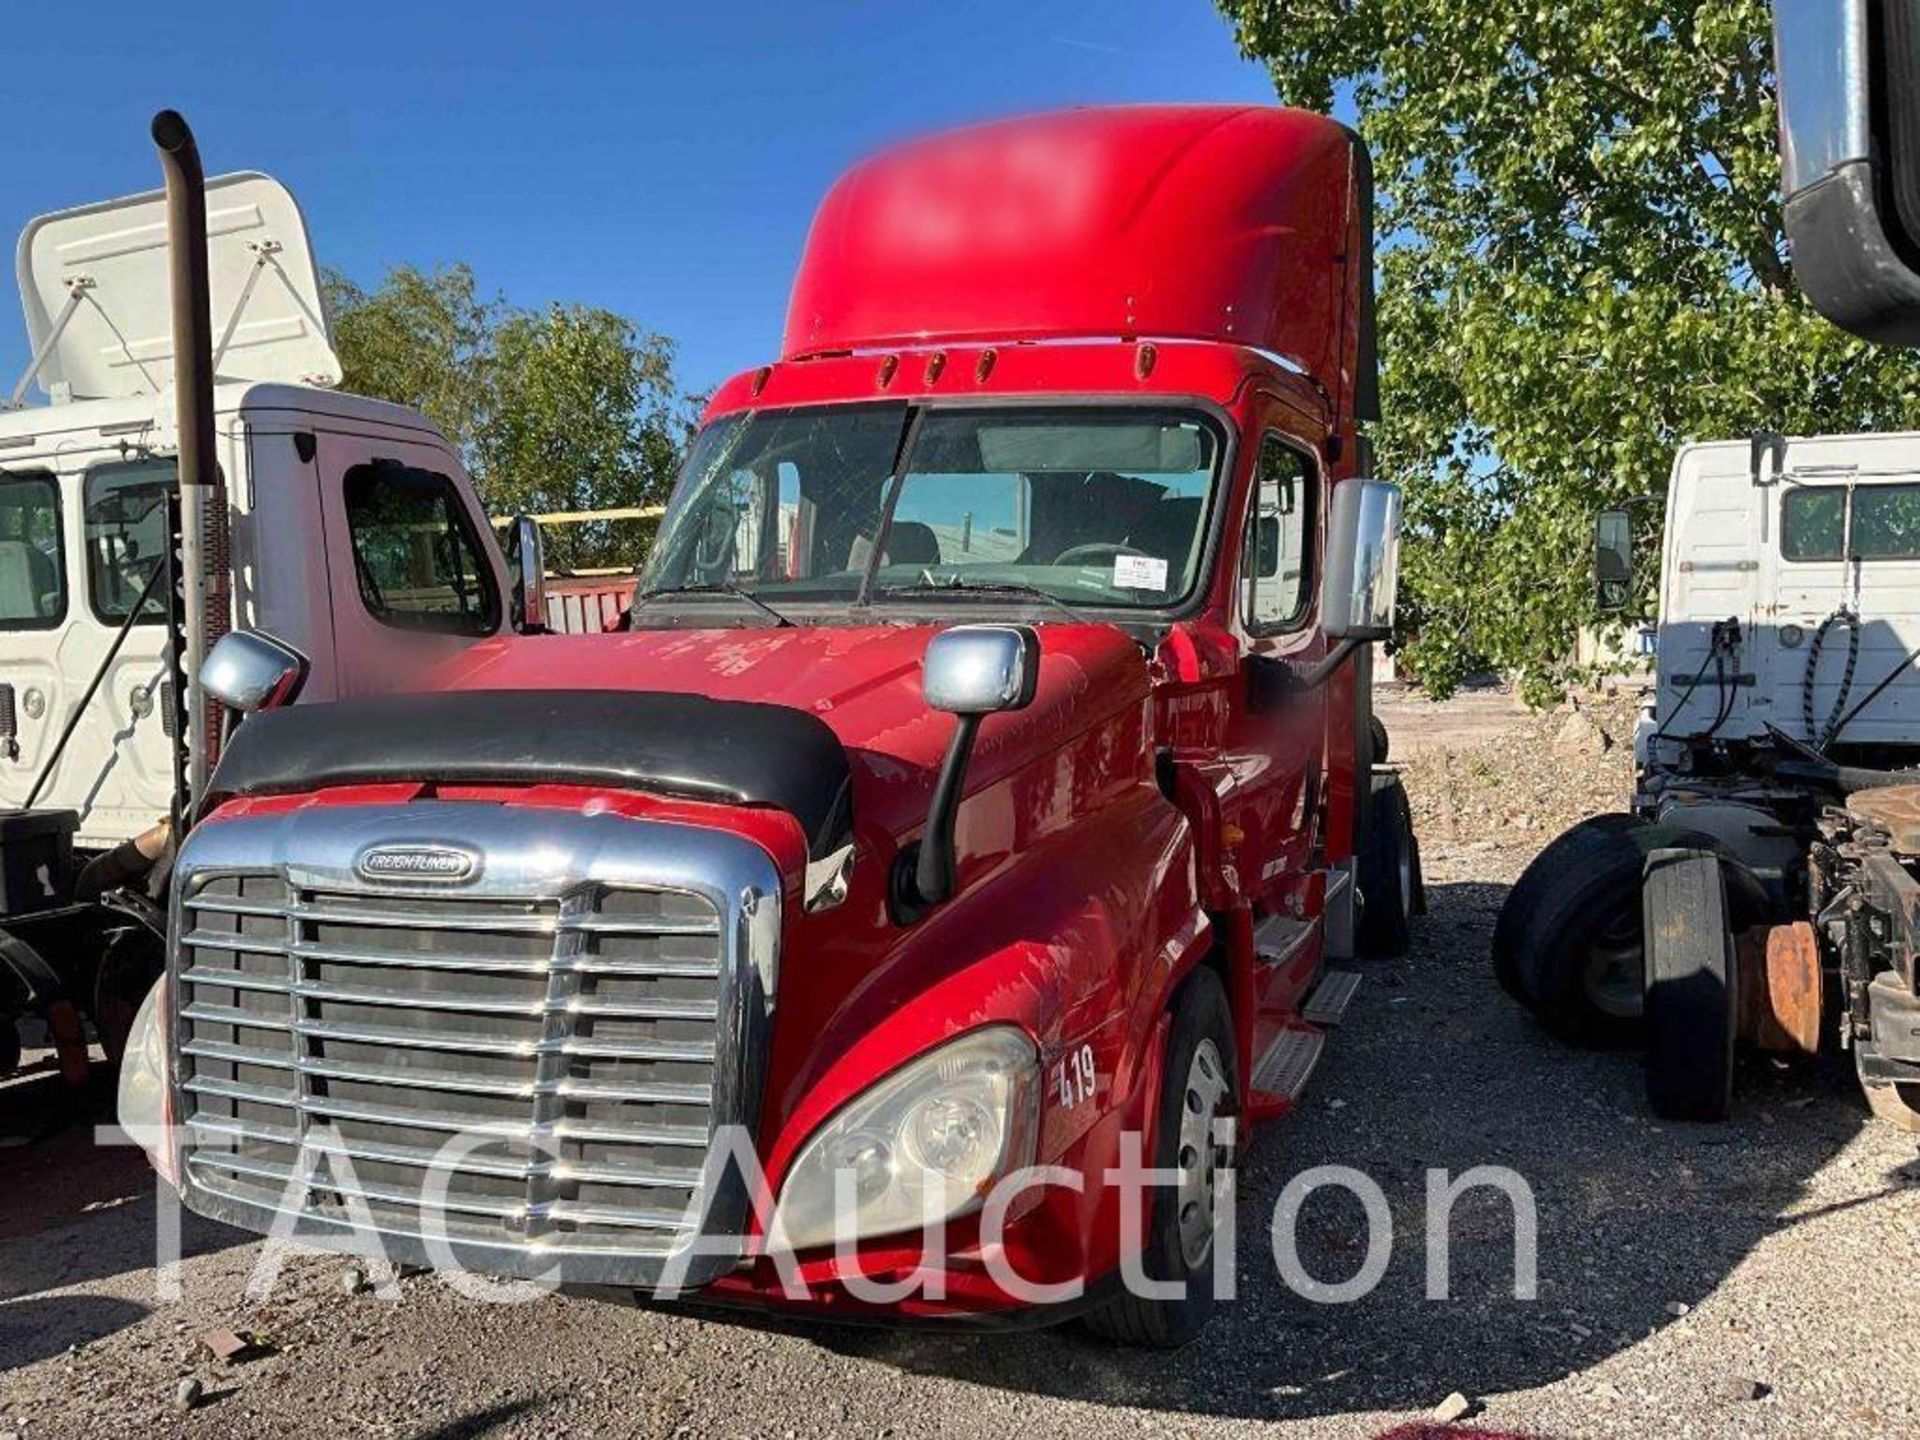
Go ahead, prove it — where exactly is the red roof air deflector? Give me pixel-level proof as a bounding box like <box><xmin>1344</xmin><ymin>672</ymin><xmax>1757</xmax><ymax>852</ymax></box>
<box><xmin>781</xmin><ymin>105</ymin><xmax>1373</xmax><ymax>413</ymax></box>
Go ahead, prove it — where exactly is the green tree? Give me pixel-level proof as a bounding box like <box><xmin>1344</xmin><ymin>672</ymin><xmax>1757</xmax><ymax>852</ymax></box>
<box><xmin>324</xmin><ymin>265</ymin><xmax>693</xmax><ymax>572</ymax></box>
<box><xmin>1216</xmin><ymin>0</ymin><xmax>1920</xmax><ymax>699</ymax></box>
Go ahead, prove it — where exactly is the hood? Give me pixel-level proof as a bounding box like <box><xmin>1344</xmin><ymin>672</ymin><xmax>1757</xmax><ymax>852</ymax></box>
<box><xmin>432</xmin><ymin>623</ymin><xmax>1151</xmax><ymax>846</ymax></box>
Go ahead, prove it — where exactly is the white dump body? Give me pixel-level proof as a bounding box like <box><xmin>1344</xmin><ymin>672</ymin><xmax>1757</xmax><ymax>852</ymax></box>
<box><xmin>1656</xmin><ymin>430</ymin><xmax>1920</xmax><ymax>749</ymax></box>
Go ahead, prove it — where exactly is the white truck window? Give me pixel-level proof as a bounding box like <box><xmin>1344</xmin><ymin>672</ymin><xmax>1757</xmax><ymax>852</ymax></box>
<box><xmin>84</xmin><ymin>459</ymin><xmax>174</xmax><ymax>625</ymax></box>
<box><xmin>1242</xmin><ymin>435</ymin><xmax>1315</xmax><ymax>633</ymax></box>
<box><xmin>1783</xmin><ymin>483</ymin><xmax>1920</xmax><ymax>561</ymax></box>
<box><xmin>343</xmin><ymin>461</ymin><xmax>500</xmax><ymax>635</ymax></box>
<box><xmin>0</xmin><ymin>471</ymin><xmax>65</xmax><ymax>629</ymax></box>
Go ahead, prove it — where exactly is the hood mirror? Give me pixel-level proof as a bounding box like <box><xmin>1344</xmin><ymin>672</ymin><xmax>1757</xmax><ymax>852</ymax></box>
<box><xmin>922</xmin><ymin>624</ymin><xmax>1041</xmax><ymax>715</ymax></box>
<box><xmin>900</xmin><ymin>625</ymin><xmax>1041</xmax><ymax>920</ymax></box>
<box><xmin>506</xmin><ymin>513</ymin><xmax>548</xmax><ymax>633</ymax></box>
<box><xmin>200</xmin><ymin>630</ymin><xmax>307</xmax><ymax>714</ymax></box>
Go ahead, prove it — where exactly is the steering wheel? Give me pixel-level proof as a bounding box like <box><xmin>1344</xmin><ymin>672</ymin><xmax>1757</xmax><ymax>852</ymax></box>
<box><xmin>1053</xmin><ymin>541</ymin><xmax>1150</xmax><ymax>567</ymax></box>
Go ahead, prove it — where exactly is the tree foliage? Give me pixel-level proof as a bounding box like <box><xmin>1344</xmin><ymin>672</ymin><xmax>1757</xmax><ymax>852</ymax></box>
<box><xmin>324</xmin><ymin>265</ymin><xmax>694</xmax><ymax>572</ymax></box>
<box><xmin>1217</xmin><ymin>0</ymin><xmax>1920</xmax><ymax>698</ymax></box>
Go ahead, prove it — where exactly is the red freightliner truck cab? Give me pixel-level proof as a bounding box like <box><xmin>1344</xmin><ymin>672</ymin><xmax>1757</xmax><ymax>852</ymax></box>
<box><xmin>122</xmin><ymin>104</ymin><xmax>1409</xmax><ymax>1345</ymax></box>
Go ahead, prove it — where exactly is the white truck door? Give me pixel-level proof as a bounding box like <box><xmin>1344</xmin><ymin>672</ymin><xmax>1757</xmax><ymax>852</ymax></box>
<box><xmin>0</xmin><ymin>463</ymin><xmax>90</xmax><ymax>821</ymax></box>
<box><xmin>1659</xmin><ymin>442</ymin><xmax>1767</xmax><ymax>739</ymax></box>
<box><xmin>313</xmin><ymin>431</ymin><xmax>506</xmax><ymax>698</ymax></box>
<box><xmin>0</xmin><ymin>453</ymin><xmax>181</xmax><ymax>846</ymax></box>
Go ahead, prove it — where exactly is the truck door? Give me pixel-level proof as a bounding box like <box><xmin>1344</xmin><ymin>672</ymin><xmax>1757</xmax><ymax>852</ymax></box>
<box><xmin>0</xmin><ymin>456</ymin><xmax>179</xmax><ymax>848</ymax></box>
<box><xmin>1226</xmin><ymin>426</ymin><xmax>1327</xmax><ymax>1014</ymax></box>
<box><xmin>313</xmin><ymin>432</ymin><xmax>506</xmax><ymax>699</ymax></box>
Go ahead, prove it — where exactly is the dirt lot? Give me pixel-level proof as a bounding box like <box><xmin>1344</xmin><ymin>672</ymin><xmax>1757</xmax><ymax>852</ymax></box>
<box><xmin>5</xmin><ymin>684</ymin><xmax>1920</xmax><ymax>1439</ymax></box>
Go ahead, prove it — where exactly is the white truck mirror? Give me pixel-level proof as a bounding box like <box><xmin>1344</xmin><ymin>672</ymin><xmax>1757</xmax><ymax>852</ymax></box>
<box><xmin>1321</xmin><ymin>479</ymin><xmax>1403</xmax><ymax>642</ymax></box>
<box><xmin>1774</xmin><ymin>0</ymin><xmax>1920</xmax><ymax>344</ymax></box>
<box><xmin>507</xmin><ymin>514</ymin><xmax>548</xmax><ymax>633</ymax></box>
<box><xmin>1595</xmin><ymin>510</ymin><xmax>1633</xmax><ymax>612</ymax></box>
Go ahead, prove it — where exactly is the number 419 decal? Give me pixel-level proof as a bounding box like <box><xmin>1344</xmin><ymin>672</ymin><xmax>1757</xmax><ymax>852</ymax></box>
<box><xmin>1055</xmin><ymin>1044</ymin><xmax>1097</xmax><ymax>1109</ymax></box>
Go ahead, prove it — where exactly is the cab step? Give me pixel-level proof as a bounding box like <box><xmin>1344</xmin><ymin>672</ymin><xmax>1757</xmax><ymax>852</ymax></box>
<box><xmin>1253</xmin><ymin>912</ymin><xmax>1315</xmax><ymax>966</ymax></box>
<box><xmin>1302</xmin><ymin>969</ymin><xmax>1362</xmax><ymax>1027</ymax></box>
<box><xmin>1251</xmin><ymin>1025</ymin><xmax>1325</xmax><ymax>1100</ymax></box>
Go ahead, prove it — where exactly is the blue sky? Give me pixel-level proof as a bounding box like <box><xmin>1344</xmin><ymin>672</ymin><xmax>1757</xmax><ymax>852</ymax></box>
<box><xmin>0</xmin><ymin>1</ymin><xmax>1277</xmax><ymax>405</ymax></box>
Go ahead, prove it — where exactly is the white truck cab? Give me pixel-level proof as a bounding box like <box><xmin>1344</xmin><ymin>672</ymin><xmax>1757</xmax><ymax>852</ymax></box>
<box><xmin>1651</xmin><ymin>430</ymin><xmax>1920</xmax><ymax>758</ymax></box>
<box><xmin>0</xmin><ymin>172</ymin><xmax>508</xmax><ymax>852</ymax></box>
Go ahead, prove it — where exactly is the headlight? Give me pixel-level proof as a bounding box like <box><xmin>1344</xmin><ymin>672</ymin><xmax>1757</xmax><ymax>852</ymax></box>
<box><xmin>769</xmin><ymin>1026</ymin><xmax>1039</xmax><ymax>1253</ymax></box>
<box><xmin>116</xmin><ymin>977</ymin><xmax>174</xmax><ymax>1181</ymax></box>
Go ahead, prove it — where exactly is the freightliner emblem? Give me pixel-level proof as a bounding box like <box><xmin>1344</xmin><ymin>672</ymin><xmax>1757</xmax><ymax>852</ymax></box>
<box><xmin>355</xmin><ymin>844</ymin><xmax>479</xmax><ymax>883</ymax></box>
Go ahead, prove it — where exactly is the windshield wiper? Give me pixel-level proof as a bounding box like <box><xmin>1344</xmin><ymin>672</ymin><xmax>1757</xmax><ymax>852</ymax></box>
<box><xmin>875</xmin><ymin>576</ymin><xmax>1093</xmax><ymax>624</ymax></box>
<box><xmin>632</xmin><ymin>582</ymin><xmax>794</xmax><ymax>627</ymax></box>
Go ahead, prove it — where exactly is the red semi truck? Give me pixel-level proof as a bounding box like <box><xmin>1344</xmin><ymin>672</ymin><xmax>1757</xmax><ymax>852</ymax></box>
<box><xmin>121</xmin><ymin>105</ymin><xmax>1411</xmax><ymax>1344</ymax></box>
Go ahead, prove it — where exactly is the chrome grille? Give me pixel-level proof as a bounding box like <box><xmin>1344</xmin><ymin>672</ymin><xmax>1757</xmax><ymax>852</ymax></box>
<box><xmin>169</xmin><ymin>805</ymin><xmax>778</xmax><ymax>1287</ymax></box>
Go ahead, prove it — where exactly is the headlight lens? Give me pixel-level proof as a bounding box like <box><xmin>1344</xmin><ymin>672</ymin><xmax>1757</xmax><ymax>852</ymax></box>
<box><xmin>769</xmin><ymin>1026</ymin><xmax>1039</xmax><ymax>1253</ymax></box>
<box><xmin>116</xmin><ymin>976</ymin><xmax>171</xmax><ymax>1173</ymax></box>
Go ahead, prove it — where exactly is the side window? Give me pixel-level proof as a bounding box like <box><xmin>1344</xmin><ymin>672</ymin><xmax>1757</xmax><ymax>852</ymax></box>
<box><xmin>1781</xmin><ymin>486</ymin><xmax>1845</xmax><ymax>561</ymax></box>
<box><xmin>344</xmin><ymin>462</ymin><xmax>500</xmax><ymax>635</ymax></box>
<box><xmin>1241</xmin><ymin>435</ymin><xmax>1316</xmax><ymax>632</ymax></box>
<box><xmin>85</xmin><ymin>459</ymin><xmax>175</xmax><ymax>625</ymax></box>
<box><xmin>0</xmin><ymin>471</ymin><xmax>65</xmax><ymax>629</ymax></box>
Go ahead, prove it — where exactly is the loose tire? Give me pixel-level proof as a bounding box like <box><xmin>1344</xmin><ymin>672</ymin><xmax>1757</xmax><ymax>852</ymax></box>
<box><xmin>1643</xmin><ymin>847</ymin><xmax>1738</xmax><ymax>1122</ymax></box>
<box><xmin>1084</xmin><ymin>968</ymin><xmax>1237</xmax><ymax>1349</ymax></box>
<box><xmin>1493</xmin><ymin>814</ymin><xmax>1645</xmax><ymax>1002</ymax></box>
<box><xmin>1500</xmin><ymin>817</ymin><xmax>1713</xmax><ymax>1046</ymax></box>
<box><xmin>1368</xmin><ymin>713</ymin><xmax>1390</xmax><ymax>766</ymax></box>
<box><xmin>1358</xmin><ymin>774</ymin><xmax>1416</xmax><ymax>958</ymax></box>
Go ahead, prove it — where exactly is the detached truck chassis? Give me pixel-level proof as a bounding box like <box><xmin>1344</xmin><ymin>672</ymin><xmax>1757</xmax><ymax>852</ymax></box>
<box><xmin>1503</xmin><ymin>430</ymin><xmax>1920</xmax><ymax>1128</ymax></box>
<box><xmin>120</xmin><ymin>106</ymin><xmax>1416</xmax><ymax>1343</ymax></box>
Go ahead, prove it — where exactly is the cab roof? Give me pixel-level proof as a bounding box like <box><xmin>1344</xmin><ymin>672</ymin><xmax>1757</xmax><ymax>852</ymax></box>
<box><xmin>781</xmin><ymin>105</ymin><xmax>1375</xmax><ymax>419</ymax></box>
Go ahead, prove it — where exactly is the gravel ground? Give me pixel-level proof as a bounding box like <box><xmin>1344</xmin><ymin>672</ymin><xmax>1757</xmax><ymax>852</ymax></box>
<box><xmin>5</xmin><ymin>686</ymin><xmax>1920</xmax><ymax>1438</ymax></box>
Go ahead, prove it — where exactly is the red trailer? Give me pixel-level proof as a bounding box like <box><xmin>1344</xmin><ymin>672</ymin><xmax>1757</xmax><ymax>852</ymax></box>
<box><xmin>123</xmin><ymin>105</ymin><xmax>1413</xmax><ymax>1345</ymax></box>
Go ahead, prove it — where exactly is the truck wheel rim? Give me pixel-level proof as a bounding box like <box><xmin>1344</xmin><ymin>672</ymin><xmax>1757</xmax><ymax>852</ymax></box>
<box><xmin>1176</xmin><ymin>1038</ymin><xmax>1230</xmax><ymax>1270</ymax></box>
<box><xmin>1582</xmin><ymin>909</ymin><xmax>1643</xmax><ymax>1019</ymax></box>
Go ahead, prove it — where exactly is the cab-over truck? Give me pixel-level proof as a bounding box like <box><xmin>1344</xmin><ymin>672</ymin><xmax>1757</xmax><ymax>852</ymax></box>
<box><xmin>122</xmin><ymin>104</ymin><xmax>1412</xmax><ymax>1344</ymax></box>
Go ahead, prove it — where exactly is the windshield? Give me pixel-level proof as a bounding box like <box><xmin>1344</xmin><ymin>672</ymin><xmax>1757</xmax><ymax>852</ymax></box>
<box><xmin>638</xmin><ymin>404</ymin><xmax>1222</xmax><ymax>613</ymax></box>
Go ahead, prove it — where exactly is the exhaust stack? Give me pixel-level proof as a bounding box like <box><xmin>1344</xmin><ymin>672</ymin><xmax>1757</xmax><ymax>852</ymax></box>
<box><xmin>152</xmin><ymin>109</ymin><xmax>229</xmax><ymax>808</ymax></box>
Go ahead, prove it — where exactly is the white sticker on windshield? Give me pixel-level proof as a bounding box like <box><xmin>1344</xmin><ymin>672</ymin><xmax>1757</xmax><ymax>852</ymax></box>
<box><xmin>1112</xmin><ymin>554</ymin><xmax>1169</xmax><ymax>591</ymax></box>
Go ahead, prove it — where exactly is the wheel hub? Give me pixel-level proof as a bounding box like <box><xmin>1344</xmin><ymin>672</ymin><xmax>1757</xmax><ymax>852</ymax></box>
<box><xmin>1175</xmin><ymin>1037</ymin><xmax>1231</xmax><ymax>1270</ymax></box>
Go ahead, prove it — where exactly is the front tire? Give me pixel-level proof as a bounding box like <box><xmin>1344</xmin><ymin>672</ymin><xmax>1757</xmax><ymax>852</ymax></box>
<box><xmin>1083</xmin><ymin>968</ymin><xmax>1237</xmax><ymax>1349</ymax></box>
<box><xmin>1357</xmin><ymin>775</ymin><xmax>1417</xmax><ymax>958</ymax></box>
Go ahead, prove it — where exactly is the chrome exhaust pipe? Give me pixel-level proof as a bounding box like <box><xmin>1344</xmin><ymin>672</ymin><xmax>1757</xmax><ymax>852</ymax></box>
<box><xmin>152</xmin><ymin>109</ymin><xmax>228</xmax><ymax>805</ymax></box>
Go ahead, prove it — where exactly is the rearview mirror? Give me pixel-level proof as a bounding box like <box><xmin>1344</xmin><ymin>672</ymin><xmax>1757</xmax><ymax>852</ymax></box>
<box><xmin>506</xmin><ymin>513</ymin><xmax>547</xmax><ymax>633</ymax></box>
<box><xmin>1595</xmin><ymin>510</ymin><xmax>1633</xmax><ymax>612</ymax></box>
<box><xmin>200</xmin><ymin>630</ymin><xmax>307</xmax><ymax>714</ymax></box>
<box><xmin>1774</xmin><ymin>0</ymin><xmax>1920</xmax><ymax>344</ymax></box>
<box><xmin>1320</xmin><ymin>479</ymin><xmax>1403</xmax><ymax>642</ymax></box>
